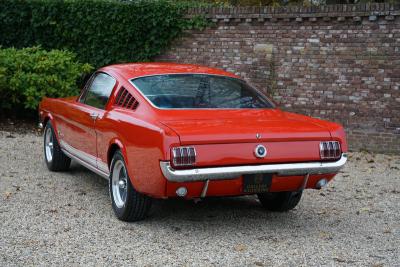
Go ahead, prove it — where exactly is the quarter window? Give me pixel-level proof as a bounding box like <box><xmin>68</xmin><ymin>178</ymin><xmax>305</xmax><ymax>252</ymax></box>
<box><xmin>82</xmin><ymin>73</ymin><xmax>116</xmax><ymax>109</ymax></box>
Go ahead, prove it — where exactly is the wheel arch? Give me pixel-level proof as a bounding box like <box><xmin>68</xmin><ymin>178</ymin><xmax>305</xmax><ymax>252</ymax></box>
<box><xmin>41</xmin><ymin>113</ymin><xmax>61</xmax><ymax>141</ymax></box>
<box><xmin>42</xmin><ymin>113</ymin><xmax>54</xmax><ymax>127</ymax></box>
<box><xmin>107</xmin><ymin>139</ymin><xmax>128</xmax><ymax>168</ymax></box>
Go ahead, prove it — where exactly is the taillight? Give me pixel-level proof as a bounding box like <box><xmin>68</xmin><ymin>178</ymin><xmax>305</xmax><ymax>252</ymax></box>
<box><xmin>320</xmin><ymin>141</ymin><xmax>341</xmax><ymax>160</ymax></box>
<box><xmin>171</xmin><ymin>147</ymin><xmax>196</xmax><ymax>167</ymax></box>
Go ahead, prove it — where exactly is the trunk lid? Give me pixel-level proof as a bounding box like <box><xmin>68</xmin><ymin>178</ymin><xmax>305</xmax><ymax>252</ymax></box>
<box><xmin>160</xmin><ymin>109</ymin><xmax>332</xmax><ymax>145</ymax></box>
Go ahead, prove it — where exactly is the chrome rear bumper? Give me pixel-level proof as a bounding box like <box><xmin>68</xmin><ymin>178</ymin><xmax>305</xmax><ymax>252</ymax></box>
<box><xmin>160</xmin><ymin>153</ymin><xmax>347</xmax><ymax>182</ymax></box>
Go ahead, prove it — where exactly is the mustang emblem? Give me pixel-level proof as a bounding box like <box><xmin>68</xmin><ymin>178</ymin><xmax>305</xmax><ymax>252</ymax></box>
<box><xmin>254</xmin><ymin>144</ymin><xmax>267</xmax><ymax>158</ymax></box>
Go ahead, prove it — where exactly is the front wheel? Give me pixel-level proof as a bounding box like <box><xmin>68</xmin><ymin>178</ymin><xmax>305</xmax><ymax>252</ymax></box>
<box><xmin>109</xmin><ymin>150</ymin><xmax>152</xmax><ymax>221</ymax></box>
<box><xmin>257</xmin><ymin>191</ymin><xmax>303</xmax><ymax>212</ymax></box>
<box><xmin>43</xmin><ymin>121</ymin><xmax>71</xmax><ymax>171</ymax></box>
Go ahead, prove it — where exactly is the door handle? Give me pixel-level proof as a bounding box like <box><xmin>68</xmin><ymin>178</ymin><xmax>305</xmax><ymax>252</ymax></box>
<box><xmin>90</xmin><ymin>113</ymin><xmax>99</xmax><ymax>120</ymax></box>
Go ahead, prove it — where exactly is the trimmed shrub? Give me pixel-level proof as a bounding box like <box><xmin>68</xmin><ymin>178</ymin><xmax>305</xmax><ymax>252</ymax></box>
<box><xmin>0</xmin><ymin>47</ymin><xmax>92</xmax><ymax>115</ymax></box>
<box><xmin>0</xmin><ymin>0</ymin><xmax>205</xmax><ymax>68</ymax></box>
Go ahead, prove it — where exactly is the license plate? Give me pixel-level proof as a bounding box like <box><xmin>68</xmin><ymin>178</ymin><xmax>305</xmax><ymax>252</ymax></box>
<box><xmin>243</xmin><ymin>173</ymin><xmax>272</xmax><ymax>193</ymax></box>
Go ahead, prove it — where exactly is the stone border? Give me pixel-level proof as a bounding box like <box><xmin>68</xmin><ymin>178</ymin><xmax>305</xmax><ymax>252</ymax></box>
<box><xmin>186</xmin><ymin>3</ymin><xmax>400</xmax><ymax>23</ymax></box>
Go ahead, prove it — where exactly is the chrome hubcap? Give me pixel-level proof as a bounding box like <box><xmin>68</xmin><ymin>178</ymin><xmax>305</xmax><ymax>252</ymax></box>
<box><xmin>111</xmin><ymin>160</ymin><xmax>128</xmax><ymax>208</ymax></box>
<box><xmin>118</xmin><ymin>180</ymin><xmax>126</xmax><ymax>189</ymax></box>
<box><xmin>45</xmin><ymin>128</ymin><xmax>54</xmax><ymax>162</ymax></box>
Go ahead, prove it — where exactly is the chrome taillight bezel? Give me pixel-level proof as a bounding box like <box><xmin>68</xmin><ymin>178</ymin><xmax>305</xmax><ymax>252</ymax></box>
<box><xmin>171</xmin><ymin>146</ymin><xmax>196</xmax><ymax>167</ymax></box>
<box><xmin>320</xmin><ymin>141</ymin><xmax>341</xmax><ymax>160</ymax></box>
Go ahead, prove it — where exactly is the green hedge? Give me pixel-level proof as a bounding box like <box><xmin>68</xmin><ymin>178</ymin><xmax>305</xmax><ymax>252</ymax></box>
<box><xmin>0</xmin><ymin>47</ymin><xmax>92</xmax><ymax>114</ymax></box>
<box><xmin>0</xmin><ymin>0</ymin><xmax>204</xmax><ymax>68</ymax></box>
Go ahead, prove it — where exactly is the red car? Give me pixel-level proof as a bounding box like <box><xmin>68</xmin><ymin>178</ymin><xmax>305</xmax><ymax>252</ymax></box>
<box><xmin>39</xmin><ymin>63</ymin><xmax>347</xmax><ymax>221</ymax></box>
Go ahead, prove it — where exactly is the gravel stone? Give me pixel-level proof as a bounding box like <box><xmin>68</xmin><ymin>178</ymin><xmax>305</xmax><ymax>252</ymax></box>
<box><xmin>0</xmin><ymin>131</ymin><xmax>399</xmax><ymax>266</ymax></box>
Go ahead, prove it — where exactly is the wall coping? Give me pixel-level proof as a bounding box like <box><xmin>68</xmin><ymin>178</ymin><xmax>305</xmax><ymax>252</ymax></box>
<box><xmin>186</xmin><ymin>3</ymin><xmax>400</xmax><ymax>21</ymax></box>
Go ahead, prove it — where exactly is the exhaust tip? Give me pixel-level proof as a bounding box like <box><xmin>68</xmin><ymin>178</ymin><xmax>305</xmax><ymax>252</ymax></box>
<box><xmin>176</xmin><ymin>187</ymin><xmax>188</xmax><ymax>197</ymax></box>
<box><xmin>316</xmin><ymin>178</ymin><xmax>328</xmax><ymax>189</ymax></box>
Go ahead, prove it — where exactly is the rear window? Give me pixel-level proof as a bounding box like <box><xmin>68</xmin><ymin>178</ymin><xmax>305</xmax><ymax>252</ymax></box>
<box><xmin>130</xmin><ymin>74</ymin><xmax>274</xmax><ymax>109</ymax></box>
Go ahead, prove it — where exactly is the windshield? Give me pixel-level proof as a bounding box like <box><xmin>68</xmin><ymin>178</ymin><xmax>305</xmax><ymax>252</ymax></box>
<box><xmin>130</xmin><ymin>74</ymin><xmax>274</xmax><ymax>109</ymax></box>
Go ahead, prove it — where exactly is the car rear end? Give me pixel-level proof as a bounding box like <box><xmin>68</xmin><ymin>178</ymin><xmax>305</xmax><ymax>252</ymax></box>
<box><xmin>158</xmin><ymin>115</ymin><xmax>347</xmax><ymax>199</ymax></box>
<box><xmin>129</xmin><ymin>72</ymin><xmax>347</xmax><ymax>199</ymax></box>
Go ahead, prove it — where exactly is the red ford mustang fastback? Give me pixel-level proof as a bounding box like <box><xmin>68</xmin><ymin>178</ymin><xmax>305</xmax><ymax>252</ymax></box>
<box><xmin>39</xmin><ymin>63</ymin><xmax>347</xmax><ymax>221</ymax></box>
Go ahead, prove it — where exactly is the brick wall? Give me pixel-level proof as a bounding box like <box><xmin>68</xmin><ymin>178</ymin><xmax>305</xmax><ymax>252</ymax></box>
<box><xmin>156</xmin><ymin>3</ymin><xmax>400</xmax><ymax>154</ymax></box>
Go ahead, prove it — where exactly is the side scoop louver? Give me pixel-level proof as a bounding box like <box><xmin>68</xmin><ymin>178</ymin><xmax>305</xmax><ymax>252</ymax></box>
<box><xmin>114</xmin><ymin>87</ymin><xmax>139</xmax><ymax>110</ymax></box>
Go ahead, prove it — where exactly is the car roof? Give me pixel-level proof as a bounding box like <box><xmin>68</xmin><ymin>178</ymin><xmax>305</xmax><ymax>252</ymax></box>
<box><xmin>101</xmin><ymin>62</ymin><xmax>240</xmax><ymax>80</ymax></box>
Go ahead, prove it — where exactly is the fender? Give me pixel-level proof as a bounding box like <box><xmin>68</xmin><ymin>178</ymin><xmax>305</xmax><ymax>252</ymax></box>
<box><xmin>107</xmin><ymin>137</ymin><xmax>146</xmax><ymax>193</ymax></box>
<box><xmin>40</xmin><ymin>110</ymin><xmax>53</xmax><ymax>125</ymax></box>
<box><xmin>40</xmin><ymin>112</ymin><xmax>61</xmax><ymax>141</ymax></box>
<box><xmin>107</xmin><ymin>138</ymin><xmax>128</xmax><ymax>165</ymax></box>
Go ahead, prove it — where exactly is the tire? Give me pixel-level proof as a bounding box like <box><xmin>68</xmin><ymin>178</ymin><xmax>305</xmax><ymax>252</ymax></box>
<box><xmin>43</xmin><ymin>121</ymin><xmax>71</xmax><ymax>171</ymax></box>
<box><xmin>109</xmin><ymin>150</ymin><xmax>152</xmax><ymax>222</ymax></box>
<box><xmin>257</xmin><ymin>191</ymin><xmax>303</xmax><ymax>212</ymax></box>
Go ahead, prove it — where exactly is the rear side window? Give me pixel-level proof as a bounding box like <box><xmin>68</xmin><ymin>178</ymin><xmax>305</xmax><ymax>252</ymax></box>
<box><xmin>81</xmin><ymin>73</ymin><xmax>116</xmax><ymax>109</ymax></box>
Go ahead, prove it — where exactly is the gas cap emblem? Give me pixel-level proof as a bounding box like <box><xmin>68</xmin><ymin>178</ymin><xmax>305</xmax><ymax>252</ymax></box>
<box><xmin>254</xmin><ymin>144</ymin><xmax>267</xmax><ymax>158</ymax></box>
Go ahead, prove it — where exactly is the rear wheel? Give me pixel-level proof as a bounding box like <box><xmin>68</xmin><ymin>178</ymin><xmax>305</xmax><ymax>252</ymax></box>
<box><xmin>43</xmin><ymin>122</ymin><xmax>71</xmax><ymax>171</ymax></box>
<box><xmin>257</xmin><ymin>191</ymin><xmax>303</xmax><ymax>212</ymax></box>
<box><xmin>109</xmin><ymin>150</ymin><xmax>152</xmax><ymax>221</ymax></box>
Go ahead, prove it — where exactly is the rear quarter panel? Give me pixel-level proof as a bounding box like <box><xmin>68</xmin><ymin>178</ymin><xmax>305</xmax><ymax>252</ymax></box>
<box><xmin>97</xmin><ymin>108</ymin><xmax>180</xmax><ymax>198</ymax></box>
<box><xmin>283</xmin><ymin>112</ymin><xmax>348</xmax><ymax>152</ymax></box>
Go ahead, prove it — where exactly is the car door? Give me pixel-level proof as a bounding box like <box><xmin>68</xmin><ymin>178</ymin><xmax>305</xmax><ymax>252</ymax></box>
<box><xmin>61</xmin><ymin>72</ymin><xmax>117</xmax><ymax>168</ymax></box>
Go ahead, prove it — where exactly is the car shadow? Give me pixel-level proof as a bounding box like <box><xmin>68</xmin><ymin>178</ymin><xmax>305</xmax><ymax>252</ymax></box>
<box><xmin>67</xmin><ymin>160</ymin><xmax>305</xmax><ymax>229</ymax></box>
<box><xmin>148</xmin><ymin>196</ymin><xmax>300</xmax><ymax>223</ymax></box>
<box><xmin>68</xmin><ymin>160</ymin><xmax>108</xmax><ymax>185</ymax></box>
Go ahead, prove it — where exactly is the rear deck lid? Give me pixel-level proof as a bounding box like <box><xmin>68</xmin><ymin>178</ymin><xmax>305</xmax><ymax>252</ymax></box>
<box><xmin>160</xmin><ymin>111</ymin><xmax>332</xmax><ymax>145</ymax></box>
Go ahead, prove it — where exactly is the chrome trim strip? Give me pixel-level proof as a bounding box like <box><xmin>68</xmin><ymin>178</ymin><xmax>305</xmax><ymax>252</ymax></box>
<box><xmin>60</xmin><ymin>140</ymin><xmax>97</xmax><ymax>166</ymax></box>
<box><xmin>298</xmin><ymin>173</ymin><xmax>310</xmax><ymax>191</ymax></box>
<box><xmin>129</xmin><ymin>73</ymin><xmax>238</xmax><ymax>81</ymax></box>
<box><xmin>97</xmin><ymin>161</ymin><xmax>109</xmax><ymax>174</ymax></box>
<box><xmin>60</xmin><ymin>140</ymin><xmax>109</xmax><ymax>179</ymax></box>
<box><xmin>200</xmin><ymin>180</ymin><xmax>210</xmax><ymax>198</ymax></box>
<box><xmin>160</xmin><ymin>153</ymin><xmax>348</xmax><ymax>182</ymax></box>
<box><xmin>62</xmin><ymin>148</ymin><xmax>109</xmax><ymax>179</ymax></box>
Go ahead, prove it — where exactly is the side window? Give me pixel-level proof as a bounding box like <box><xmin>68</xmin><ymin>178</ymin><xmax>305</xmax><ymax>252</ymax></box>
<box><xmin>82</xmin><ymin>73</ymin><xmax>116</xmax><ymax>109</ymax></box>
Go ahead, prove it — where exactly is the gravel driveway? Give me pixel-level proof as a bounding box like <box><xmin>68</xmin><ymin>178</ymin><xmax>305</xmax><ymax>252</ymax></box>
<box><xmin>0</xmin><ymin>130</ymin><xmax>399</xmax><ymax>266</ymax></box>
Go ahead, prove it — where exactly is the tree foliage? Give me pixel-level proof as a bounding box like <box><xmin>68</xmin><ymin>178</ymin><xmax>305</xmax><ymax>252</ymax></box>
<box><xmin>0</xmin><ymin>0</ymin><xmax>205</xmax><ymax>68</ymax></box>
<box><xmin>0</xmin><ymin>47</ymin><xmax>92</xmax><ymax>114</ymax></box>
<box><xmin>194</xmin><ymin>0</ymin><xmax>395</xmax><ymax>6</ymax></box>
